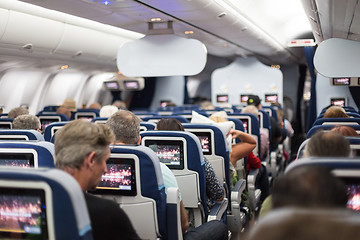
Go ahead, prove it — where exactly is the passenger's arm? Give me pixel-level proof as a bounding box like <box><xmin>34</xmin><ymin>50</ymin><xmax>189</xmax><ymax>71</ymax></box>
<box><xmin>230</xmin><ymin>129</ymin><xmax>257</xmax><ymax>167</ymax></box>
<box><xmin>180</xmin><ymin>200</ymin><xmax>189</xmax><ymax>234</ymax></box>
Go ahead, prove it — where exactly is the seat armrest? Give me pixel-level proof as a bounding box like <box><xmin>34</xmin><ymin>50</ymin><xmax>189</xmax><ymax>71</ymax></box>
<box><xmin>207</xmin><ymin>198</ymin><xmax>228</xmax><ymax>221</ymax></box>
<box><xmin>231</xmin><ymin>179</ymin><xmax>246</xmax><ymax>206</ymax></box>
<box><xmin>248</xmin><ymin>168</ymin><xmax>259</xmax><ymax>183</ymax></box>
<box><xmin>167</xmin><ymin>187</ymin><xmax>183</xmax><ymax>240</ymax></box>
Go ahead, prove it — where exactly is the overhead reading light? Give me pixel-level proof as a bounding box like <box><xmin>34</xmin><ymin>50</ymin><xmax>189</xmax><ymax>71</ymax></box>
<box><xmin>60</xmin><ymin>65</ymin><xmax>69</xmax><ymax>70</ymax></box>
<box><xmin>185</xmin><ymin>31</ymin><xmax>194</xmax><ymax>35</ymax></box>
<box><xmin>100</xmin><ymin>0</ymin><xmax>112</xmax><ymax>5</ymax></box>
<box><xmin>150</xmin><ymin>18</ymin><xmax>162</xmax><ymax>22</ymax></box>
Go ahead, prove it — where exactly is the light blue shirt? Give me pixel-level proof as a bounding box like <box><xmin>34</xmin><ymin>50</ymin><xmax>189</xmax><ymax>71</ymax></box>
<box><xmin>159</xmin><ymin>162</ymin><xmax>181</xmax><ymax>200</ymax></box>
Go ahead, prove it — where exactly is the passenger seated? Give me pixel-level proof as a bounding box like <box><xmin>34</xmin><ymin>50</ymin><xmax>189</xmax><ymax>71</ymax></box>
<box><xmin>272</xmin><ymin>165</ymin><xmax>348</xmax><ymax>209</ymax></box>
<box><xmin>56</xmin><ymin>106</ymin><xmax>71</xmax><ymax>119</ymax></box>
<box><xmin>331</xmin><ymin>125</ymin><xmax>359</xmax><ymax>137</ymax></box>
<box><xmin>304</xmin><ymin>131</ymin><xmax>351</xmax><ymax>158</ymax></box>
<box><xmin>99</xmin><ymin>105</ymin><xmax>118</xmax><ymax>118</ymax></box>
<box><xmin>54</xmin><ymin>119</ymin><xmax>140</xmax><ymax>240</ymax></box>
<box><xmin>106</xmin><ymin>110</ymin><xmax>228</xmax><ymax>240</ymax></box>
<box><xmin>209</xmin><ymin>113</ymin><xmax>269</xmax><ymax>205</ymax></box>
<box><xmin>112</xmin><ymin>100</ymin><xmax>127</xmax><ymax>110</ymax></box>
<box><xmin>323</xmin><ymin>106</ymin><xmax>350</xmax><ymax>118</ymax></box>
<box><xmin>260</xmin><ymin>131</ymin><xmax>351</xmax><ymax>218</ymax></box>
<box><xmin>155</xmin><ymin>118</ymin><xmax>225</xmax><ymax>203</ymax></box>
<box><xmin>241</xmin><ymin>105</ymin><xmax>269</xmax><ymax>160</ymax></box>
<box><xmin>61</xmin><ymin>97</ymin><xmax>77</xmax><ymax>112</ymax></box>
<box><xmin>247</xmin><ymin>208</ymin><xmax>360</xmax><ymax>240</ymax></box>
<box><xmin>247</xmin><ymin>95</ymin><xmax>282</xmax><ymax>152</ymax></box>
<box><xmin>8</xmin><ymin>106</ymin><xmax>29</xmax><ymax>119</ymax></box>
<box><xmin>12</xmin><ymin>114</ymin><xmax>41</xmax><ymax>131</ymax></box>
<box><xmin>88</xmin><ymin>102</ymin><xmax>101</xmax><ymax>110</ymax></box>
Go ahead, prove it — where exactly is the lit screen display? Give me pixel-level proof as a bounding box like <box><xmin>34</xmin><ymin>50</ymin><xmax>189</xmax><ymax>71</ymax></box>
<box><xmin>216</xmin><ymin>95</ymin><xmax>229</xmax><ymax>103</ymax></box>
<box><xmin>40</xmin><ymin>118</ymin><xmax>60</xmax><ymax>131</ymax></box>
<box><xmin>0</xmin><ymin>153</ymin><xmax>34</xmax><ymax>168</ymax></box>
<box><xmin>95</xmin><ymin>158</ymin><xmax>136</xmax><ymax>196</ymax></box>
<box><xmin>333</xmin><ymin>77</ymin><xmax>350</xmax><ymax>85</ymax></box>
<box><xmin>330</xmin><ymin>98</ymin><xmax>346</xmax><ymax>107</ymax></box>
<box><xmin>240</xmin><ymin>118</ymin><xmax>249</xmax><ymax>133</ymax></box>
<box><xmin>264</xmin><ymin>94</ymin><xmax>278</xmax><ymax>103</ymax></box>
<box><xmin>343</xmin><ymin>178</ymin><xmax>360</xmax><ymax>212</ymax></box>
<box><xmin>0</xmin><ymin>187</ymin><xmax>48</xmax><ymax>239</ymax></box>
<box><xmin>104</xmin><ymin>81</ymin><xmax>120</xmax><ymax>90</ymax></box>
<box><xmin>124</xmin><ymin>81</ymin><xmax>139</xmax><ymax>90</ymax></box>
<box><xmin>145</xmin><ymin>140</ymin><xmax>184</xmax><ymax>170</ymax></box>
<box><xmin>240</xmin><ymin>95</ymin><xmax>249</xmax><ymax>103</ymax></box>
<box><xmin>191</xmin><ymin>132</ymin><xmax>212</xmax><ymax>155</ymax></box>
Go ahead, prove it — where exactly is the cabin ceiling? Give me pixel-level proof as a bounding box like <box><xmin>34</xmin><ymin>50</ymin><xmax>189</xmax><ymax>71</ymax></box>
<box><xmin>17</xmin><ymin>0</ymin><xmax>315</xmax><ymax>67</ymax></box>
<box><xmin>301</xmin><ymin>0</ymin><xmax>360</xmax><ymax>45</ymax></box>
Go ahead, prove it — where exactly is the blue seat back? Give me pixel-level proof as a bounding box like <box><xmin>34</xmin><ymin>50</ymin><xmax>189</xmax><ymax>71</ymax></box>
<box><xmin>262</xmin><ymin>106</ymin><xmax>278</xmax><ymax>123</ymax></box>
<box><xmin>228</xmin><ymin>113</ymin><xmax>261</xmax><ymax>156</ymax></box>
<box><xmin>140</xmin><ymin>122</ymin><xmax>156</xmax><ymax>131</ymax></box>
<box><xmin>72</xmin><ymin>109</ymin><xmax>100</xmax><ymax>120</ymax></box>
<box><xmin>0</xmin><ymin>141</ymin><xmax>55</xmax><ymax>167</ymax></box>
<box><xmin>110</xmin><ymin>145</ymin><xmax>167</xmax><ymax>237</ymax></box>
<box><xmin>44</xmin><ymin>122</ymin><xmax>69</xmax><ymax>142</ymax></box>
<box><xmin>183</xmin><ymin>123</ymin><xmax>230</xmax><ymax>198</ymax></box>
<box><xmin>317</xmin><ymin>112</ymin><xmax>360</xmax><ymax>119</ymax></box>
<box><xmin>142</xmin><ymin>115</ymin><xmax>190</xmax><ymax>123</ymax></box>
<box><xmin>140</xmin><ymin>130</ymin><xmax>207</xmax><ymax>216</ymax></box>
<box><xmin>0</xmin><ymin>129</ymin><xmax>44</xmax><ymax>141</ymax></box>
<box><xmin>312</xmin><ymin>118</ymin><xmax>360</xmax><ymax>127</ymax></box>
<box><xmin>0</xmin><ymin>167</ymin><xmax>92</xmax><ymax>240</ymax></box>
<box><xmin>306</xmin><ymin>125</ymin><xmax>360</xmax><ymax>139</ymax></box>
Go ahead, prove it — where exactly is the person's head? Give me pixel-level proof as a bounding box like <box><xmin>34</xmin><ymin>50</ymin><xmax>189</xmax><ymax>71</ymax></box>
<box><xmin>112</xmin><ymin>100</ymin><xmax>127</xmax><ymax>110</ymax></box>
<box><xmin>12</xmin><ymin>115</ymin><xmax>41</xmax><ymax>130</ymax></box>
<box><xmin>106</xmin><ymin>110</ymin><xmax>141</xmax><ymax>144</ymax></box>
<box><xmin>272</xmin><ymin>165</ymin><xmax>348</xmax><ymax>209</ymax></box>
<box><xmin>247</xmin><ymin>95</ymin><xmax>262</xmax><ymax>109</ymax></box>
<box><xmin>246</xmin><ymin>208</ymin><xmax>360</xmax><ymax>240</ymax></box>
<box><xmin>200</xmin><ymin>100</ymin><xmax>215</xmax><ymax>110</ymax></box>
<box><xmin>8</xmin><ymin>107</ymin><xmax>29</xmax><ymax>119</ymax></box>
<box><xmin>304</xmin><ymin>131</ymin><xmax>351</xmax><ymax>158</ymax></box>
<box><xmin>242</xmin><ymin>105</ymin><xmax>259</xmax><ymax>117</ymax></box>
<box><xmin>56</xmin><ymin>106</ymin><xmax>71</xmax><ymax>119</ymax></box>
<box><xmin>88</xmin><ymin>102</ymin><xmax>101</xmax><ymax>110</ymax></box>
<box><xmin>54</xmin><ymin>119</ymin><xmax>114</xmax><ymax>191</ymax></box>
<box><xmin>156</xmin><ymin>118</ymin><xmax>184</xmax><ymax>131</ymax></box>
<box><xmin>331</xmin><ymin>125</ymin><xmax>359</xmax><ymax>137</ymax></box>
<box><xmin>323</xmin><ymin>106</ymin><xmax>349</xmax><ymax>118</ymax></box>
<box><xmin>99</xmin><ymin>105</ymin><xmax>118</xmax><ymax>118</ymax></box>
<box><xmin>62</xmin><ymin>98</ymin><xmax>77</xmax><ymax>112</ymax></box>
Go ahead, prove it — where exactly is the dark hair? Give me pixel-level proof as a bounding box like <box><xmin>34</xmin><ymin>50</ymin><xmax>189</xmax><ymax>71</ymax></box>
<box><xmin>272</xmin><ymin>165</ymin><xmax>348</xmax><ymax>209</ymax></box>
<box><xmin>156</xmin><ymin>118</ymin><xmax>184</xmax><ymax>131</ymax></box>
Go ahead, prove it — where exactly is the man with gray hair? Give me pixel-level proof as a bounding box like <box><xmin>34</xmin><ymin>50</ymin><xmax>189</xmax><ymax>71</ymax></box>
<box><xmin>8</xmin><ymin>107</ymin><xmax>29</xmax><ymax>119</ymax></box>
<box><xmin>55</xmin><ymin>119</ymin><xmax>140</xmax><ymax>240</ymax></box>
<box><xmin>12</xmin><ymin>114</ymin><xmax>41</xmax><ymax>131</ymax></box>
<box><xmin>106</xmin><ymin>110</ymin><xmax>141</xmax><ymax>145</ymax></box>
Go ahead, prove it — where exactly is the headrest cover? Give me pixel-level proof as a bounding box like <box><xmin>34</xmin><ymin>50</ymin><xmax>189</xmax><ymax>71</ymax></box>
<box><xmin>191</xmin><ymin>111</ymin><xmax>233</xmax><ymax>151</ymax></box>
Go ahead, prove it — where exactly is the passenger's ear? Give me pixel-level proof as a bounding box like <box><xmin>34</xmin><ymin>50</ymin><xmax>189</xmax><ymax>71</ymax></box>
<box><xmin>85</xmin><ymin>152</ymin><xmax>97</xmax><ymax>168</ymax></box>
<box><xmin>137</xmin><ymin>136</ymin><xmax>141</xmax><ymax>145</ymax></box>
